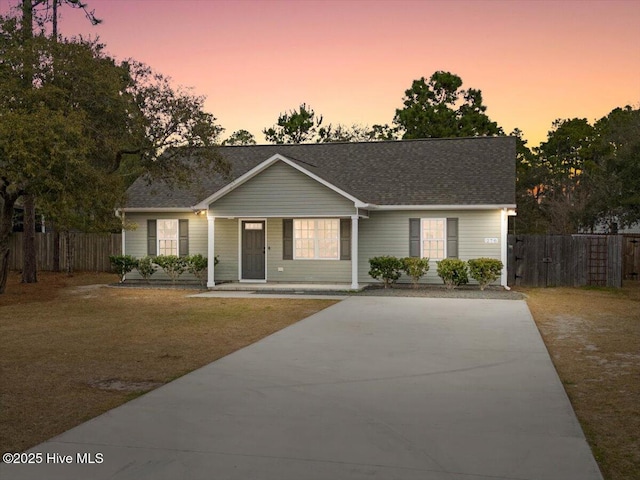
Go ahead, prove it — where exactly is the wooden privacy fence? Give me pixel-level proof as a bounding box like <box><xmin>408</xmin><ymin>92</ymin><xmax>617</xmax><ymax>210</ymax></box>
<box><xmin>623</xmin><ymin>234</ymin><xmax>640</xmax><ymax>281</ymax></box>
<box><xmin>507</xmin><ymin>234</ymin><xmax>625</xmax><ymax>287</ymax></box>
<box><xmin>8</xmin><ymin>232</ymin><xmax>121</xmax><ymax>272</ymax></box>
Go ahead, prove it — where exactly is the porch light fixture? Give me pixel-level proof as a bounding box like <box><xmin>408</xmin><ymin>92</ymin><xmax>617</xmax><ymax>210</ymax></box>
<box><xmin>192</xmin><ymin>209</ymin><xmax>206</xmax><ymax>216</ymax></box>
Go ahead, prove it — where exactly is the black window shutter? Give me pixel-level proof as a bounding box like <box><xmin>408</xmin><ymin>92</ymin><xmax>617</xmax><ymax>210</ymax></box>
<box><xmin>179</xmin><ymin>219</ymin><xmax>189</xmax><ymax>257</ymax></box>
<box><xmin>409</xmin><ymin>218</ymin><xmax>420</xmax><ymax>257</ymax></box>
<box><xmin>340</xmin><ymin>218</ymin><xmax>351</xmax><ymax>260</ymax></box>
<box><xmin>147</xmin><ymin>219</ymin><xmax>157</xmax><ymax>256</ymax></box>
<box><xmin>283</xmin><ymin>219</ymin><xmax>293</xmax><ymax>260</ymax></box>
<box><xmin>446</xmin><ymin>218</ymin><xmax>458</xmax><ymax>258</ymax></box>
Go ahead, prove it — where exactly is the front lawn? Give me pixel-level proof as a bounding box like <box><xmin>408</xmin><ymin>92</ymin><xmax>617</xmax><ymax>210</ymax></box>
<box><xmin>0</xmin><ymin>272</ymin><xmax>337</xmax><ymax>453</ymax></box>
<box><xmin>520</xmin><ymin>283</ymin><xmax>640</xmax><ymax>480</ymax></box>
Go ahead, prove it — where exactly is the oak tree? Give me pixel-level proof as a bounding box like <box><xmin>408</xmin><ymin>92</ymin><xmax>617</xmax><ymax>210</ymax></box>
<box><xmin>11</xmin><ymin>0</ymin><xmax>101</xmax><ymax>282</ymax></box>
<box><xmin>0</xmin><ymin>13</ymin><xmax>226</xmax><ymax>293</ymax></box>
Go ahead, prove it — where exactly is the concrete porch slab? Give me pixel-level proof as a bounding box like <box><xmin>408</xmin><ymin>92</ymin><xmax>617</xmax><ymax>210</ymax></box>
<box><xmin>190</xmin><ymin>291</ymin><xmax>349</xmax><ymax>300</ymax></box>
<box><xmin>209</xmin><ymin>282</ymin><xmax>364</xmax><ymax>292</ymax></box>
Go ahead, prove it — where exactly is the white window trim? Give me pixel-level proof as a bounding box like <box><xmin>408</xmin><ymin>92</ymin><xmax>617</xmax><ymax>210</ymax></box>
<box><xmin>157</xmin><ymin>219</ymin><xmax>180</xmax><ymax>256</ymax></box>
<box><xmin>420</xmin><ymin>218</ymin><xmax>447</xmax><ymax>260</ymax></box>
<box><xmin>293</xmin><ymin>218</ymin><xmax>340</xmax><ymax>261</ymax></box>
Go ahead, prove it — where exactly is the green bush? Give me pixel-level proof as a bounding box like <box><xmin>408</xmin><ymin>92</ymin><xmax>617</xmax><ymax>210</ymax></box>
<box><xmin>368</xmin><ymin>256</ymin><xmax>403</xmax><ymax>288</ymax></box>
<box><xmin>154</xmin><ymin>255</ymin><xmax>187</xmax><ymax>283</ymax></box>
<box><xmin>136</xmin><ymin>256</ymin><xmax>157</xmax><ymax>283</ymax></box>
<box><xmin>468</xmin><ymin>258</ymin><xmax>503</xmax><ymax>290</ymax></box>
<box><xmin>186</xmin><ymin>254</ymin><xmax>217</xmax><ymax>287</ymax></box>
<box><xmin>109</xmin><ymin>255</ymin><xmax>138</xmax><ymax>283</ymax></box>
<box><xmin>401</xmin><ymin>257</ymin><xmax>430</xmax><ymax>288</ymax></box>
<box><xmin>436</xmin><ymin>258</ymin><xmax>468</xmax><ymax>289</ymax></box>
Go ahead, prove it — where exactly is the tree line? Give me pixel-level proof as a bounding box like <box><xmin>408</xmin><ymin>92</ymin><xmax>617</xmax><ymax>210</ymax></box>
<box><xmin>235</xmin><ymin>72</ymin><xmax>640</xmax><ymax>237</ymax></box>
<box><xmin>1</xmin><ymin>1</ymin><xmax>638</xmax><ymax>294</ymax></box>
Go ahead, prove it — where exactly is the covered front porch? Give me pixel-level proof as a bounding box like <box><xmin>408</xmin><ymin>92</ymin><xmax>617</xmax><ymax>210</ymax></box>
<box><xmin>205</xmin><ymin>215</ymin><xmax>365</xmax><ymax>290</ymax></box>
<box><xmin>192</xmin><ymin>153</ymin><xmax>371</xmax><ymax>290</ymax></box>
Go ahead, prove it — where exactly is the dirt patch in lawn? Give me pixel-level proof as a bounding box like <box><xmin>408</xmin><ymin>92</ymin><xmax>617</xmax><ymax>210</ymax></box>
<box><xmin>89</xmin><ymin>379</ymin><xmax>163</xmax><ymax>392</ymax></box>
<box><xmin>0</xmin><ymin>272</ymin><xmax>337</xmax><ymax>454</ymax></box>
<box><xmin>517</xmin><ymin>283</ymin><xmax>640</xmax><ymax>480</ymax></box>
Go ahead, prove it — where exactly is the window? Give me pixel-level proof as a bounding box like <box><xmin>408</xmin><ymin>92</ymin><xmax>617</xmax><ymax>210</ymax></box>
<box><xmin>422</xmin><ymin>218</ymin><xmax>445</xmax><ymax>259</ymax></box>
<box><xmin>147</xmin><ymin>219</ymin><xmax>188</xmax><ymax>257</ymax></box>
<box><xmin>157</xmin><ymin>219</ymin><xmax>178</xmax><ymax>256</ymax></box>
<box><xmin>294</xmin><ymin>219</ymin><xmax>339</xmax><ymax>259</ymax></box>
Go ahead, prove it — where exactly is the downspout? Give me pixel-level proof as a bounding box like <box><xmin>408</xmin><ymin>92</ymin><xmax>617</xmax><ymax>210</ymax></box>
<box><xmin>115</xmin><ymin>209</ymin><xmax>125</xmax><ymax>254</ymax></box>
<box><xmin>115</xmin><ymin>209</ymin><xmax>126</xmax><ymax>278</ymax></box>
<box><xmin>500</xmin><ymin>208</ymin><xmax>508</xmax><ymax>288</ymax></box>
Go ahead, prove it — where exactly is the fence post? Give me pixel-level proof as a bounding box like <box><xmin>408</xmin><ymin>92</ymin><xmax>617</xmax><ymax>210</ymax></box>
<box><xmin>607</xmin><ymin>235</ymin><xmax>623</xmax><ymax>287</ymax></box>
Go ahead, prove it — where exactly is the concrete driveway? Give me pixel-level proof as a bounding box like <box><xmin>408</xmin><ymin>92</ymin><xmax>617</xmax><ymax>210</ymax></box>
<box><xmin>1</xmin><ymin>297</ymin><xmax>602</xmax><ymax>480</ymax></box>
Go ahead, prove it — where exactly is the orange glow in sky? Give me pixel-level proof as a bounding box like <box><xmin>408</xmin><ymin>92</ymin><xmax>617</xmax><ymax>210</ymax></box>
<box><xmin>2</xmin><ymin>0</ymin><xmax>639</xmax><ymax>147</ymax></box>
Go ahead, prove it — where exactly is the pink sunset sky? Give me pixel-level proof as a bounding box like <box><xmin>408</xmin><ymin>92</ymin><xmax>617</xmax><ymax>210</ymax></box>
<box><xmin>2</xmin><ymin>0</ymin><xmax>639</xmax><ymax>147</ymax></box>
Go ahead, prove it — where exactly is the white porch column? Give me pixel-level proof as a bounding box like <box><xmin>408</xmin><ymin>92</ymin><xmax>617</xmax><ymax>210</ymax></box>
<box><xmin>115</xmin><ymin>210</ymin><xmax>128</xmax><ymax>281</ymax></box>
<box><xmin>351</xmin><ymin>215</ymin><xmax>359</xmax><ymax>289</ymax></box>
<box><xmin>207</xmin><ymin>215</ymin><xmax>216</xmax><ymax>288</ymax></box>
<box><xmin>120</xmin><ymin>211</ymin><xmax>126</xmax><ymax>255</ymax></box>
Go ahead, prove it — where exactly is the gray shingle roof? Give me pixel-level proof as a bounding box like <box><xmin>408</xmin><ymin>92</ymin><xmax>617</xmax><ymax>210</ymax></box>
<box><xmin>124</xmin><ymin>137</ymin><xmax>516</xmax><ymax>209</ymax></box>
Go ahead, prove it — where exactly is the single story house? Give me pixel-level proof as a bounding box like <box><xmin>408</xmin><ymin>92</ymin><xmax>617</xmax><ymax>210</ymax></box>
<box><xmin>120</xmin><ymin>137</ymin><xmax>516</xmax><ymax>288</ymax></box>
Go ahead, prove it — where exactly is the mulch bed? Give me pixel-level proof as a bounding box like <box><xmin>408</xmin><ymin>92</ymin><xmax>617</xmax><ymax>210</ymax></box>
<box><xmin>111</xmin><ymin>281</ymin><xmax>525</xmax><ymax>299</ymax></box>
<box><xmin>356</xmin><ymin>284</ymin><xmax>525</xmax><ymax>299</ymax></box>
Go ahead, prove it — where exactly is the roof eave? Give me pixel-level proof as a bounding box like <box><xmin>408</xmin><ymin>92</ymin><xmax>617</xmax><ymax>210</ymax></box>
<box><xmin>120</xmin><ymin>207</ymin><xmax>194</xmax><ymax>213</ymax></box>
<box><xmin>370</xmin><ymin>204</ymin><xmax>517</xmax><ymax>211</ymax></box>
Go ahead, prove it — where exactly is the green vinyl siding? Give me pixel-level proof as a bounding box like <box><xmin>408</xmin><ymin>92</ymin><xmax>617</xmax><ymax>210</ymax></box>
<box><xmin>357</xmin><ymin>210</ymin><xmax>502</xmax><ymax>285</ymax></box>
<box><xmin>124</xmin><ymin>209</ymin><xmax>502</xmax><ymax>285</ymax></box>
<box><xmin>212</xmin><ymin>218</ymin><xmax>238</xmax><ymax>282</ymax></box>
<box><xmin>123</xmin><ymin>212</ymin><xmax>207</xmax><ymax>281</ymax></box>
<box><xmin>214</xmin><ymin>218</ymin><xmax>351</xmax><ymax>283</ymax></box>
<box><xmin>209</xmin><ymin>161</ymin><xmax>356</xmax><ymax>217</ymax></box>
<box><xmin>266</xmin><ymin>218</ymin><xmax>351</xmax><ymax>282</ymax></box>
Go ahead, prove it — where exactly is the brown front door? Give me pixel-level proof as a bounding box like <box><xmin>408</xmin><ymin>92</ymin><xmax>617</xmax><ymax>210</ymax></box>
<box><xmin>241</xmin><ymin>221</ymin><xmax>265</xmax><ymax>280</ymax></box>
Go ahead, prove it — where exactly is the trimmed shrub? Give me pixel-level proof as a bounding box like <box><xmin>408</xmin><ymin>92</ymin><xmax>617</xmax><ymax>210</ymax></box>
<box><xmin>136</xmin><ymin>256</ymin><xmax>157</xmax><ymax>283</ymax></box>
<box><xmin>154</xmin><ymin>255</ymin><xmax>187</xmax><ymax>283</ymax></box>
<box><xmin>468</xmin><ymin>258</ymin><xmax>503</xmax><ymax>290</ymax></box>
<box><xmin>186</xmin><ymin>254</ymin><xmax>218</xmax><ymax>287</ymax></box>
<box><xmin>368</xmin><ymin>256</ymin><xmax>403</xmax><ymax>288</ymax></box>
<box><xmin>436</xmin><ymin>258</ymin><xmax>468</xmax><ymax>289</ymax></box>
<box><xmin>401</xmin><ymin>257</ymin><xmax>430</xmax><ymax>288</ymax></box>
<box><xmin>109</xmin><ymin>255</ymin><xmax>138</xmax><ymax>283</ymax></box>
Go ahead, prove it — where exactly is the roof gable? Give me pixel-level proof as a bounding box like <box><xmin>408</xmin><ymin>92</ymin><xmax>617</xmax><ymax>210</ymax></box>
<box><xmin>194</xmin><ymin>154</ymin><xmax>365</xmax><ymax>209</ymax></box>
